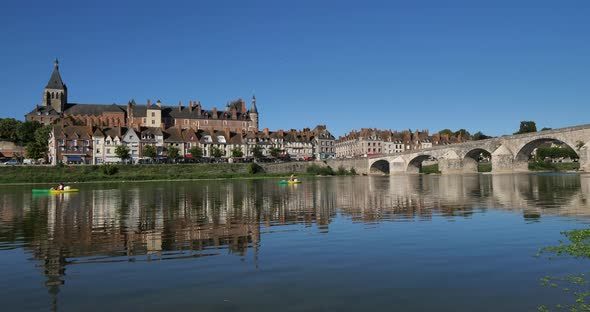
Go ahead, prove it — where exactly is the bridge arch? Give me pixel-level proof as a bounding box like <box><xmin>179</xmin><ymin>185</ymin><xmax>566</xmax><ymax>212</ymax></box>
<box><xmin>514</xmin><ymin>137</ymin><xmax>578</xmax><ymax>171</ymax></box>
<box><xmin>407</xmin><ymin>155</ymin><xmax>438</xmax><ymax>174</ymax></box>
<box><xmin>369</xmin><ymin>159</ymin><xmax>390</xmax><ymax>175</ymax></box>
<box><xmin>463</xmin><ymin>148</ymin><xmax>492</xmax><ymax>173</ymax></box>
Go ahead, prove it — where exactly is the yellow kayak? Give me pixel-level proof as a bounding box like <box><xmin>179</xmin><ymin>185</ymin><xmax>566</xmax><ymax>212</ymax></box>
<box><xmin>49</xmin><ymin>189</ymin><xmax>79</xmax><ymax>194</ymax></box>
<box><xmin>279</xmin><ymin>180</ymin><xmax>301</xmax><ymax>184</ymax></box>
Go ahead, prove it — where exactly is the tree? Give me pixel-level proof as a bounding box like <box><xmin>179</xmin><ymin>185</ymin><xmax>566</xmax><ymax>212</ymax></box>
<box><xmin>115</xmin><ymin>145</ymin><xmax>131</xmax><ymax>162</ymax></box>
<box><xmin>16</xmin><ymin>121</ymin><xmax>42</xmax><ymax>144</ymax></box>
<box><xmin>541</xmin><ymin>127</ymin><xmax>552</xmax><ymax>131</ymax></box>
<box><xmin>438</xmin><ymin>129</ymin><xmax>454</xmax><ymax>137</ymax></box>
<box><xmin>0</xmin><ymin>118</ymin><xmax>21</xmax><ymax>142</ymax></box>
<box><xmin>25</xmin><ymin>142</ymin><xmax>45</xmax><ymax>160</ymax></box>
<box><xmin>576</xmin><ymin>141</ymin><xmax>585</xmax><ymax>151</ymax></box>
<box><xmin>167</xmin><ymin>146</ymin><xmax>180</xmax><ymax>159</ymax></box>
<box><xmin>34</xmin><ymin>125</ymin><xmax>52</xmax><ymax>146</ymax></box>
<box><xmin>472</xmin><ymin>131</ymin><xmax>491</xmax><ymax>140</ymax></box>
<box><xmin>454</xmin><ymin>129</ymin><xmax>471</xmax><ymax>139</ymax></box>
<box><xmin>514</xmin><ymin>121</ymin><xmax>537</xmax><ymax>134</ymax></box>
<box><xmin>189</xmin><ymin>146</ymin><xmax>203</xmax><ymax>158</ymax></box>
<box><xmin>143</xmin><ymin>145</ymin><xmax>157</xmax><ymax>158</ymax></box>
<box><xmin>210</xmin><ymin>146</ymin><xmax>224</xmax><ymax>158</ymax></box>
<box><xmin>252</xmin><ymin>145</ymin><xmax>263</xmax><ymax>159</ymax></box>
<box><xmin>231</xmin><ymin>147</ymin><xmax>244</xmax><ymax>157</ymax></box>
<box><xmin>269</xmin><ymin>147</ymin><xmax>282</xmax><ymax>157</ymax></box>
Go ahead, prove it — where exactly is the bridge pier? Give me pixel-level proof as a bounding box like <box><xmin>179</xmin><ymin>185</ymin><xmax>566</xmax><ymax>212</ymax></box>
<box><xmin>439</xmin><ymin>159</ymin><xmax>463</xmax><ymax>174</ymax></box>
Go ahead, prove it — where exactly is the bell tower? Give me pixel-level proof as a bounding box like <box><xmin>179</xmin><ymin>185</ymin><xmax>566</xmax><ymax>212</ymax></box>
<box><xmin>42</xmin><ymin>58</ymin><xmax>67</xmax><ymax>113</ymax></box>
<box><xmin>249</xmin><ymin>94</ymin><xmax>259</xmax><ymax>131</ymax></box>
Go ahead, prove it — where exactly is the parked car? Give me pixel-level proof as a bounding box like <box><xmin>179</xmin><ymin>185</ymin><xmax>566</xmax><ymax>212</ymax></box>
<box><xmin>3</xmin><ymin>160</ymin><xmax>20</xmax><ymax>165</ymax></box>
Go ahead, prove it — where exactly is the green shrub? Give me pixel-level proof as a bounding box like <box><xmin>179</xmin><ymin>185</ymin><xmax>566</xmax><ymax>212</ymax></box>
<box><xmin>247</xmin><ymin>163</ymin><xmax>264</xmax><ymax>174</ymax></box>
<box><xmin>350</xmin><ymin>168</ymin><xmax>357</xmax><ymax>175</ymax></box>
<box><xmin>307</xmin><ymin>164</ymin><xmax>334</xmax><ymax>175</ymax></box>
<box><xmin>100</xmin><ymin>164</ymin><xmax>119</xmax><ymax>176</ymax></box>
<box><xmin>336</xmin><ymin>166</ymin><xmax>347</xmax><ymax>175</ymax></box>
<box><xmin>421</xmin><ymin>164</ymin><xmax>440</xmax><ymax>174</ymax></box>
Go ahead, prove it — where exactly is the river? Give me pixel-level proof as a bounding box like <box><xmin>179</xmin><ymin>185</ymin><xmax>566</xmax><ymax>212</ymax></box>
<box><xmin>1</xmin><ymin>173</ymin><xmax>589</xmax><ymax>311</ymax></box>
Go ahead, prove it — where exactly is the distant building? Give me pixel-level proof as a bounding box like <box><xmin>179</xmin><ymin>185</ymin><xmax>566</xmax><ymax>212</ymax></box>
<box><xmin>26</xmin><ymin>59</ymin><xmax>259</xmax><ymax>133</ymax></box>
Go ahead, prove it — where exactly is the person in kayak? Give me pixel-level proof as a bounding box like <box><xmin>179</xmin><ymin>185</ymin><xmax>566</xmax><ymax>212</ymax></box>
<box><xmin>51</xmin><ymin>183</ymin><xmax>64</xmax><ymax>191</ymax></box>
<box><xmin>289</xmin><ymin>174</ymin><xmax>296</xmax><ymax>182</ymax></box>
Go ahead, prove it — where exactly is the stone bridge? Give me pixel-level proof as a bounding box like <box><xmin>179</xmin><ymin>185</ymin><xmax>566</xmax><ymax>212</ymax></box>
<box><xmin>367</xmin><ymin>124</ymin><xmax>590</xmax><ymax>174</ymax></box>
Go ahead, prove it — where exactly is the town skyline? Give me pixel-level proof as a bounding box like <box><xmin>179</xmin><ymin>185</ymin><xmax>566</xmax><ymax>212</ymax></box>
<box><xmin>1</xmin><ymin>1</ymin><xmax>589</xmax><ymax>137</ymax></box>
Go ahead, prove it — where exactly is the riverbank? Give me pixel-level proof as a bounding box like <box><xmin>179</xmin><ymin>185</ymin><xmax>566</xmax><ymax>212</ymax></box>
<box><xmin>0</xmin><ymin>163</ymin><xmax>289</xmax><ymax>184</ymax></box>
<box><xmin>0</xmin><ymin>161</ymin><xmax>358</xmax><ymax>184</ymax></box>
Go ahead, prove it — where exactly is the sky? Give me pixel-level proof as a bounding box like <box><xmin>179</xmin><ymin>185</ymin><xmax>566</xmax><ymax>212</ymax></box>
<box><xmin>0</xmin><ymin>0</ymin><xmax>589</xmax><ymax>137</ymax></box>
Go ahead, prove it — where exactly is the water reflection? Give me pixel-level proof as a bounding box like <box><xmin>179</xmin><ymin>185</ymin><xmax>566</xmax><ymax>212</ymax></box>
<box><xmin>1</xmin><ymin>173</ymin><xmax>590</xmax><ymax>310</ymax></box>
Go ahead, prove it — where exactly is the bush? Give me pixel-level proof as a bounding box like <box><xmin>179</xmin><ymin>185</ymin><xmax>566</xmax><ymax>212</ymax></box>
<box><xmin>350</xmin><ymin>168</ymin><xmax>357</xmax><ymax>175</ymax></box>
<box><xmin>247</xmin><ymin>163</ymin><xmax>264</xmax><ymax>174</ymax></box>
<box><xmin>336</xmin><ymin>166</ymin><xmax>347</xmax><ymax>175</ymax></box>
<box><xmin>307</xmin><ymin>164</ymin><xmax>334</xmax><ymax>175</ymax></box>
<box><xmin>100</xmin><ymin>164</ymin><xmax>119</xmax><ymax>176</ymax></box>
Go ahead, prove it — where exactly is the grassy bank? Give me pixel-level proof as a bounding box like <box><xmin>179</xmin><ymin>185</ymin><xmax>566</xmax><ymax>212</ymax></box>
<box><xmin>528</xmin><ymin>161</ymin><xmax>579</xmax><ymax>172</ymax></box>
<box><xmin>421</xmin><ymin>164</ymin><xmax>440</xmax><ymax>174</ymax></box>
<box><xmin>0</xmin><ymin>163</ymin><xmax>289</xmax><ymax>184</ymax></box>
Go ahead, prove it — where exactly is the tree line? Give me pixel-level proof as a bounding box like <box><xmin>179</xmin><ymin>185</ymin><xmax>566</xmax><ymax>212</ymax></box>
<box><xmin>0</xmin><ymin>118</ymin><xmax>51</xmax><ymax>160</ymax></box>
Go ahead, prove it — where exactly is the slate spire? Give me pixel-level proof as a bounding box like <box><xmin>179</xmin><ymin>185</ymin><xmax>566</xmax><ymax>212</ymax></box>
<box><xmin>46</xmin><ymin>58</ymin><xmax>66</xmax><ymax>89</ymax></box>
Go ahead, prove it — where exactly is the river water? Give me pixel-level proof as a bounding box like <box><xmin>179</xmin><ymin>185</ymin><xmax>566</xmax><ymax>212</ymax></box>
<box><xmin>1</xmin><ymin>173</ymin><xmax>590</xmax><ymax>311</ymax></box>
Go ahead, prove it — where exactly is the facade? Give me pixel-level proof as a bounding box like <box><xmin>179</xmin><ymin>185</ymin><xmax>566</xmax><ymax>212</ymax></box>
<box><xmin>336</xmin><ymin>128</ymin><xmax>466</xmax><ymax>158</ymax></box>
<box><xmin>26</xmin><ymin>60</ymin><xmax>259</xmax><ymax>133</ymax></box>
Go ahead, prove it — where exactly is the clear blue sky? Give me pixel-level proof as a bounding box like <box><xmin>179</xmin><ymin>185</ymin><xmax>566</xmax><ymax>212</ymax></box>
<box><xmin>0</xmin><ymin>0</ymin><xmax>589</xmax><ymax>137</ymax></box>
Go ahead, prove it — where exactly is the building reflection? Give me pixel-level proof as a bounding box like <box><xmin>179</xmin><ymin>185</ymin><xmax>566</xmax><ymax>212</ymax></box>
<box><xmin>1</xmin><ymin>173</ymin><xmax>590</xmax><ymax>310</ymax></box>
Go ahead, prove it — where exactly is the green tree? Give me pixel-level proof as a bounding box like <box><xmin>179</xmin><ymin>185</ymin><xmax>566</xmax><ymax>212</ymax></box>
<box><xmin>189</xmin><ymin>146</ymin><xmax>203</xmax><ymax>158</ymax></box>
<box><xmin>16</xmin><ymin>121</ymin><xmax>42</xmax><ymax>144</ymax></box>
<box><xmin>34</xmin><ymin>125</ymin><xmax>52</xmax><ymax>146</ymax></box>
<box><xmin>472</xmin><ymin>131</ymin><xmax>491</xmax><ymax>140</ymax></box>
<box><xmin>454</xmin><ymin>129</ymin><xmax>471</xmax><ymax>139</ymax></box>
<box><xmin>115</xmin><ymin>145</ymin><xmax>131</xmax><ymax>162</ymax></box>
<box><xmin>576</xmin><ymin>140</ymin><xmax>585</xmax><ymax>151</ymax></box>
<box><xmin>211</xmin><ymin>146</ymin><xmax>224</xmax><ymax>158</ymax></box>
<box><xmin>438</xmin><ymin>129</ymin><xmax>454</xmax><ymax>137</ymax></box>
<box><xmin>269</xmin><ymin>147</ymin><xmax>282</xmax><ymax>157</ymax></box>
<box><xmin>231</xmin><ymin>147</ymin><xmax>244</xmax><ymax>157</ymax></box>
<box><xmin>541</xmin><ymin>127</ymin><xmax>552</xmax><ymax>131</ymax></box>
<box><xmin>143</xmin><ymin>144</ymin><xmax>157</xmax><ymax>158</ymax></box>
<box><xmin>252</xmin><ymin>145</ymin><xmax>263</xmax><ymax>159</ymax></box>
<box><xmin>0</xmin><ymin>118</ymin><xmax>21</xmax><ymax>142</ymax></box>
<box><xmin>514</xmin><ymin>121</ymin><xmax>537</xmax><ymax>134</ymax></box>
<box><xmin>167</xmin><ymin>146</ymin><xmax>180</xmax><ymax>159</ymax></box>
<box><xmin>25</xmin><ymin>142</ymin><xmax>45</xmax><ymax>160</ymax></box>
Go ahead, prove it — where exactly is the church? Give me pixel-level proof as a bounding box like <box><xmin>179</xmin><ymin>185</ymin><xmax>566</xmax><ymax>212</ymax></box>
<box><xmin>25</xmin><ymin>59</ymin><xmax>259</xmax><ymax>133</ymax></box>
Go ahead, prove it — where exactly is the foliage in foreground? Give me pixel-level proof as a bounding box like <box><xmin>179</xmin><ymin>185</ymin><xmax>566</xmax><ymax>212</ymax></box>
<box><xmin>306</xmin><ymin>164</ymin><xmax>356</xmax><ymax>176</ymax></box>
<box><xmin>537</xmin><ymin>229</ymin><xmax>590</xmax><ymax>311</ymax></box>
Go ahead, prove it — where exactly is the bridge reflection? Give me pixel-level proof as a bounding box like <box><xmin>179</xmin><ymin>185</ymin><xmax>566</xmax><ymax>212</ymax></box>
<box><xmin>1</xmin><ymin>174</ymin><xmax>590</xmax><ymax>310</ymax></box>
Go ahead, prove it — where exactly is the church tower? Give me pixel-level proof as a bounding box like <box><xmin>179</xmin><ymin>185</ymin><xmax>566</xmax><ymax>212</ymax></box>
<box><xmin>249</xmin><ymin>95</ymin><xmax>259</xmax><ymax>131</ymax></box>
<box><xmin>42</xmin><ymin>58</ymin><xmax>67</xmax><ymax>113</ymax></box>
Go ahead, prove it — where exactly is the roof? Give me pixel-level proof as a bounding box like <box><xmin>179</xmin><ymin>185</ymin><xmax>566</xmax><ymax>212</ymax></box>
<box><xmin>64</xmin><ymin>103</ymin><xmax>126</xmax><ymax>116</ymax></box>
<box><xmin>45</xmin><ymin>59</ymin><xmax>66</xmax><ymax>90</ymax></box>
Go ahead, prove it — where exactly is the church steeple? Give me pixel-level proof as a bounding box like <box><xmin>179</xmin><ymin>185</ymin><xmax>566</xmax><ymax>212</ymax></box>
<box><xmin>249</xmin><ymin>94</ymin><xmax>258</xmax><ymax>131</ymax></box>
<box><xmin>42</xmin><ymin>58</ymin><xmax>67</xmax><ymax>113</ymax></box>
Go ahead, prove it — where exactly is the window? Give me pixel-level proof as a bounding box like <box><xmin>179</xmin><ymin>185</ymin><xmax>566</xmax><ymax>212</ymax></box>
<box><xmin>151</xmin><ymin>112</ymin><xmax>155</xmax><ymax>117</ymax></box>
<box><xmin>151</xmin><ymin>120</ymin><xmax>155</xmax><ymax>125</ymax></box>
<box><xmin>107</xmin><ymin>148</ymin><xmax>111</xmax><ymax>154</ymax></box>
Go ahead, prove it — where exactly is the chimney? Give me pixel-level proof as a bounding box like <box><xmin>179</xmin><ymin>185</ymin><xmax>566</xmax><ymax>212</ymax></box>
<box><xmin>197</xmin><ymin>101</ymin><xmax>202</xmax><ymax>115</ymax></box>
<box><xmin>212</xmin><ymin>107</ymin><xmax>218</xmax><ymax>119</ymax></box>
<box><xmin>189</xmin><ymin>100</ymin><xmax>193</xmax><ymax>112</ymax></box>
<box><xmin>147</xmin><ymin>99</ymin><xmax>151</xmax><ymax>107</ymax></box>
<box><xmin>278</xmin><ymin>129</ymin><xmax>284</xmax><ymax>137</ymax></box>
<box><xmin>241</xmin><ymin>99</ymin><xmax>246</xmax><ymax>112</ymax></box>
<box><xmin>263</xmin><ymin>128</ymin><xmax>269</xmax><ymax>136</ymax></box>
<box><xmin>156</xmin><ymin>100</ymin><xmax>161</xmax><ymax>108</ymax></box>
<box><xmin>231</xmin><ymin>107</ymin><xmax>237</xmax><ymax>120</ymax></box>
<box><xmin>178</xmin><ymin>101</ymin><xmax>182</xmax><ymax>112</ymax></box>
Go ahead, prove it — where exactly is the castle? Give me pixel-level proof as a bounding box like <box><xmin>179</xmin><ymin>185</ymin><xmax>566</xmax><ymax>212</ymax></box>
<box><xmin>26</xmin><ymin>59</ymin><xmax>259</xmax><ymax>132</ymax></box>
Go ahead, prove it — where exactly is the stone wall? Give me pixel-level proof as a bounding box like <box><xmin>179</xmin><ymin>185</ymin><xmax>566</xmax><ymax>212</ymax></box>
<box><xmin>259</xmin><ymin>159</ymin><xmax>369</xmax><ymax>175</ymax></box>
